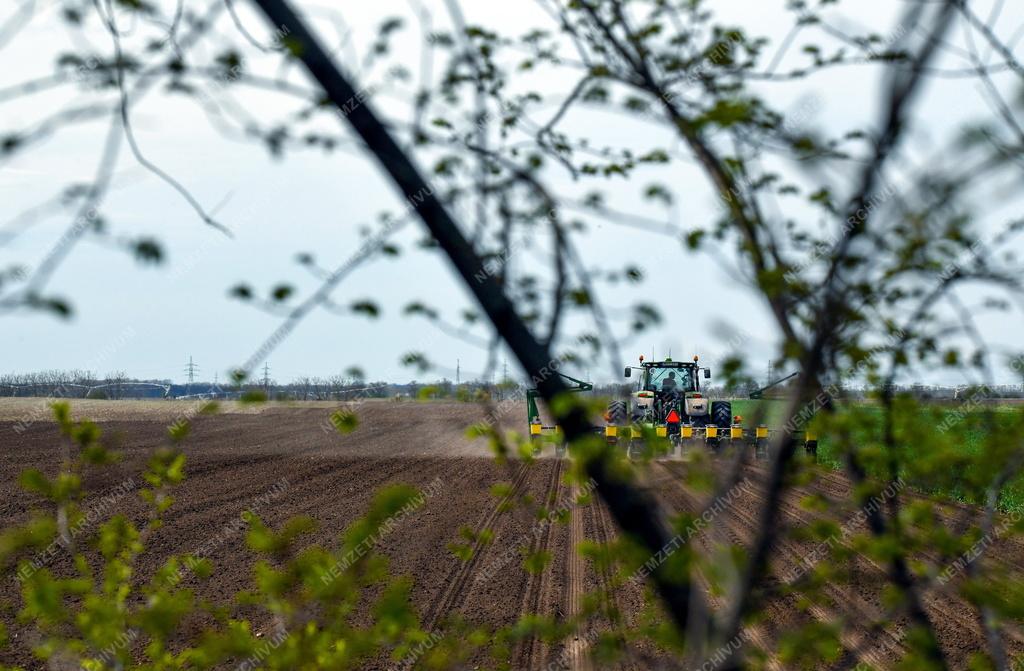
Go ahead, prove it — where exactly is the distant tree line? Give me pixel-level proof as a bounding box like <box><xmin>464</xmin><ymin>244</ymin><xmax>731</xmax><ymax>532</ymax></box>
<box><xmin>0</xmin><ymin>370</ymin><xmax>149</xmax><ymax>400</ymax></box>
<box><xmin>0</xmin><ymin>370</ymin><xmax>527</xmax><ymax>402</ymax></box>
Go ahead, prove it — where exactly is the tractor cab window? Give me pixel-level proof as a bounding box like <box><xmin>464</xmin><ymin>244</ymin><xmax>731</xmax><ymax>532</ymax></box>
<box><xmin>645</xmin><ymin>366</ymin><xmax>695</xmax><ymax>393</ymax></box>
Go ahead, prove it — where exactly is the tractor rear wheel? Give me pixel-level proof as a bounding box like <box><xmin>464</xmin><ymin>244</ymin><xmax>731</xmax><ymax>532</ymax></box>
<box><xmin>711</xmin><ymin>401</ymin><xmax>732</xmax><ymax>429</ymax></box>
<box><xmin>606</xmin><ymin>400</ymin><xmax>628</xmax><ymax>425</ymax></box>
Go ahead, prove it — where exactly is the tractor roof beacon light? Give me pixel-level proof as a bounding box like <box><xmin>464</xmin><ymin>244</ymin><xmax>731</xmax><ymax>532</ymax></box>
<box><xmin>639</xmin><ymin>355</ymin><xmax>644</xmax><ymax>363</ymax></box>
<box><xmin>693</xmin><ymin>355</ymin><xmax>699</xmax><ymax>362</ymax></box>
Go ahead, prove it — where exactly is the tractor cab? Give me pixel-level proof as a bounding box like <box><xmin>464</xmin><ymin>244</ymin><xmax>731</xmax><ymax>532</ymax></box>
<box><xmin>639</xmin><ymin>361</ymin><xmax>698</xmax><ymax>395</ymax></box>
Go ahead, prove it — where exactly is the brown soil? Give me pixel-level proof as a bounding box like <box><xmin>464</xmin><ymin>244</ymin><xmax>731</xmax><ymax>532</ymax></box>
<box><xmin>0</xmin><ymin>400</ymin><xmax>1020</xmax><ymax>669</ymax></box>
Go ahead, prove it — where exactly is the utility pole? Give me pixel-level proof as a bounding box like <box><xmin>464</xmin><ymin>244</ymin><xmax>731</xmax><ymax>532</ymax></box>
<box><xmin>456</xmin><ymin>359</ymin><xmax>461</xmax><ymax>386</ymax></box>
<box><xmin>184</xmin><ymin>356</ymin><xmax>199</xmax><ymax>397</ymax></box>
<box><xmin>262</xmin><ymin>363</ymin><xmax>271</xmax><ymax>396</ymax></box>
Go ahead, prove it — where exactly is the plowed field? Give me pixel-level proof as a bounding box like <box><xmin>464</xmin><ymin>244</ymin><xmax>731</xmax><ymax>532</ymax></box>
<box><xmin>1</xmin><ymin>399</ymin><xmax>1020</xmax><ymax>669</ymax></box>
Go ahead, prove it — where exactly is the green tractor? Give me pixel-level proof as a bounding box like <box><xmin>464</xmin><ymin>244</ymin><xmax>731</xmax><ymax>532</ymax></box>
<box><xmin>606</xmin><ymin>355</ymin><xmax>732</xmax><ymax>456</ymax></box>
<box><xmin>521</xmin><ymin>358</ymin><xmax>814</xmax><ymax>461</ymax></box>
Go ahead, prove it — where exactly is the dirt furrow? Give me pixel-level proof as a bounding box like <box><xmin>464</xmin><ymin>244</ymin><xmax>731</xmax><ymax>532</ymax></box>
<box><xmin>651</xmin><ymin>462</ymin><xmax>787</xmax><ymax>671</ymax></box>
<box><xmin>513</xmin><ymin>458</ymin><xmax>564</xmax><ymax>669</ymax></box>
<box><xmin>566</xmin><ymin>485</ymin><xmax>595</xmax><ymax>671</ymax></box>
<box><xmin>420</xmin><ymin>462</ymin><xmax>533</xmax><ymax>630</ymax></box>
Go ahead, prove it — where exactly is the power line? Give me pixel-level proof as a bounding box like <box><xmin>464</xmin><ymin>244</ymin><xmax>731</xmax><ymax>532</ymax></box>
<box><xmin>184</xmin><ymin>356</ymin><xmax>199</xmax><ymax>396</ymax></box>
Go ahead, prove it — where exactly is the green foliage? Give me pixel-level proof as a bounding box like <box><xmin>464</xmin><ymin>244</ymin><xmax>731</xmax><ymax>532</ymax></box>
<box><xmin>167</xmin><ymin>420</ymin><xmax>190</xmax><ymax>443</ymax></box>
<box><xmin>806</xmin><ymin>400</ymin><xmax>1024</xmax><ymax>514</ymax></box>
<box><xmin>240</xmin><ymin>390</ymin><xmax>268</xmax><ymax>404</ymax></box>
<box><xmin>350</xmin><ymin>299</ymin><xmax>381</xmax><ymax>318</ymax></box>
<box><xmin>401</xmin><ymin>351</ymin><xmax>431</xmax><ymax>373</ymax></box>
<box><xmin>271</xmin><ymin>284</ymin><xmax>294</xmax><ymax>301</ymax></box>
<box><xmin>328</xmin><ymin>409</ymin><xmax>359</xmax><ymax>434</ymax></box>
<box><xmin>229</xmin><ymin>283</ymin><xmax>253</xmax><ymax>300</ymax></box>
<box><xmin>28</xmin><ymin>294</ymin><xmax>73</xmax><ymax>319</ymax></box>
<box><xmin>131</xmin><ymin>238</ymin><xmax>163</xmax><ymax>264</ymax></box>
<box><xmin>521</xmin><ymin>549</ymin><xmax>552</xmax><ymax>574</ymax></box>
<box><xmin>778</xmin><ymin>622</ymin><xmax>842</xmax><ymax>668</ymax></box>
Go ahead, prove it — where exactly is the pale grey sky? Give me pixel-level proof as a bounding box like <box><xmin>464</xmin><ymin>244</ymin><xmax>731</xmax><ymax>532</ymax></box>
<box><xmin>1</xmin><ymin>0</ymin><xmax>1022</xmax><ymax>385</ymax></box>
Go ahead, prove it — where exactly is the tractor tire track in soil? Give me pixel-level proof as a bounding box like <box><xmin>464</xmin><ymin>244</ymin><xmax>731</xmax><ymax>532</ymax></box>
<box><xmin>591</xmin><ymin>497</ymin><xmax>646</xmax><ymax>671</ymax></box>
<box><xmin>420</xmin><ymin>461</ymin><xmax>533</xmax><ymax>630</ymax></box>
<box><xmin>581</xmin><ymin>495</ymin><xmax>617</xmax><ymax>670</ymax></box>
<box><xmin>564</xmin><ymin>481</ymin><xmax>652</xmax><ymax>671</ymax></box>
<box><xmin>565</xmin><ymin>484</ymin><xmax>594</xmax><ymax>671</ymax></box>
<box><xmin>513</xmin><ymin>458</ymin><xmax>564</xmax><ymax>669</ymax></box>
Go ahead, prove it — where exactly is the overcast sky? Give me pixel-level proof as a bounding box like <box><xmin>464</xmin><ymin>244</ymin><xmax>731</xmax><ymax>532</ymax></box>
<box><xmin>1</xmin><ymin>0</ymin><xmax>1022</xmax><ymax>386</ymax></box>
